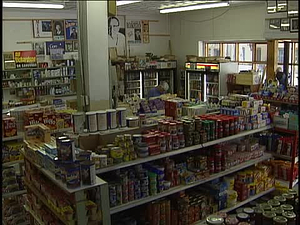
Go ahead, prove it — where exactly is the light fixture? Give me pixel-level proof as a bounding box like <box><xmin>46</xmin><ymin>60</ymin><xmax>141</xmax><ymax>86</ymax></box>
<box><xmin>288</xmin><ymin>10</ymin><xmax>298</xmax><ymax>14</ymax></box>
<box><xmin>270</xmin><ymin>25</ymin><xmax>279</xmax><ymax>29</ymax></box>
<box><xmin>160</xmin><ymin>2</ymin><xmax>230</xmax><ymax>14</ymax></box>
<box><xmin>116</xmin><ymin>1</ymin><xmax>141</xmax><ymax>6</ymax></box>
<box><xmin>3</xmin><ymin>2</ymin><xmax>64</xmax><ymax>9</ymax></box>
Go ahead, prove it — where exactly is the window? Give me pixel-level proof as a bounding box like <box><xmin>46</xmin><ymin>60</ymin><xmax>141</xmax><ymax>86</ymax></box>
<box><xmin>207</xmin><ymin>43</ymin><xmax>220</xmax><ymax>56</ymax></box>
<box><xmin>256</xmin><ymin>44</ymin><xmax>267</xmax><ymax>62</ymax></box>
<box><xmin>239</xmin><ymin>63</ymin><xmax>252</xmax><ymax>71</ymax></box>
<box><xmin>222</xmin><ymin>43</ymin><xmax>236</xmax><ymax>61</ymax></box>
<box><xmin>277</xmin><ymin>41</ymin><xmax>298</xmax><ymax>86</ymax></box>
<box><xmin>239</xmin><ymin>43</ymin><xmax>253</xmax><ymax>62</ymax></box>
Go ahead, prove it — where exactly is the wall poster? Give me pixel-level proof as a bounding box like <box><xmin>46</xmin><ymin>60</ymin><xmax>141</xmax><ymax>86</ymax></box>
<box><xmin>45</xmin><ymin>41</ymin><xmax>65</xmax><ymax>55</ymax></box>
<box><xmin>14</xmin><ymin>50</ymin><xmax>37</xmax><ymax>68</ymax></box>
<box><xmin>32</xmin><ymin>42</ymin><xmax>45</xmax><ymax>56</ymax></box>
<box><xmin>65</xmin><ymin>19</ymin><xmax>78</xmax><ymax>40</ymax></box>
<box><xmin>108</xmin><ymin>16</ymin><xmax>126</xmax><ymax>56</ymax></box>
<box><xmin>142</xmin><ymin>20</ymin><xmax>150</xmax><ymax>43</ymax></box>
<box><xmin>32</xmin><ymin>20</ymin><xmax>52</xmax><ymax>38</ymax></box>
<box><xmin>52</xmin><ymin>20</ymin><xmax>65</xmax><ymax>41</ymax></box>
<box><xmin>126</xmin><ymin>20</ymin><xmax>142</xmax><ymax>44</ymax></box>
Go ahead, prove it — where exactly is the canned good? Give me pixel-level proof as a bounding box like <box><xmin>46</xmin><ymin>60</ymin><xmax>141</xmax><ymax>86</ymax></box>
<box><xmin>99</xmin><ymin>154</ymin><xmax>107</xmax><ymax>168</ymax></box>
<box><xmin>96</xmin><ymin>110</ymin><xmax>107</xmax><ymax>131</ymax></box>
<box><xmin>86</xmin><ymin>111</ymin><xmax>97</xmax><ymax>132</ymax></box>
<box><xmin>206</xmin><ymin>215</ymin><xmax>224</xmax><ymax>225</ymax></box>
<box><xmin>109</xmin><ymin>184</ymin><xmax>117</xmax><ymax>207</ymax></box>
<box><xmin>254</xmin><ymin>207</ymin><xmax>263</xmax><ymax>225</ymax></box>
<box><xmin>273</xmin><ymin>216</ymin><xmax>288</xmax><ymax>225</ymax></box>
<box><xmin>282</xmin><ymin>211</ymin><xmax>296</xmax><ymax>225</ymax></box>
<box><xmin>237</xmin><ymin>213</ymin><xmax>250</xmax><ymax>223</ymax></box>
<box><xmin>262</xmin><ymin>211</ymin><xmax>276</xmax><ymax>225</ymax></box>
<box><xmin>281</xmin><ymin>204</ymin><xmax>293</xmax><ymax>211</ymax></box>
<box><xmin>268</xmin><ymin>199</ymin><xmax>281</xmax><ymax>208</ymax></box>
<box><xmin>72</xmin><ymin>112</ymin><xmax>85</xmax><ymax>133</ymax></box>
<box><xmin>106</xmin><ymin>109</ymin><xmax>117</xmax><ymax>129</ymax></box>
<box><xmin>274</xmin><ymin>196</ymin><xmax>286</xmax><ymax>205</ymax></box>
<box><xmin>282</xmin><ymin>193</ymin><xmax>295</xmax><ymax>206</ymax></box>
<box><xmin>116</xmin><ymin>108</ymin><xmax>127</xmax><ymax>128</ymax></box>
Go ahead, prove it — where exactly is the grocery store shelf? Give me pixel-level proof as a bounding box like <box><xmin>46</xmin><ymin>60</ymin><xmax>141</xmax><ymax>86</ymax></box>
<box><xmin>97</xmin><ymin>125</ymin><xmax>272</xmax><ymax>174</ymax></box>
<box><xmin>3</xmin><ymin>77</ymin><xmax>32</xmax><ymax>81</ymax></box>
<box><xmin>50</xmin><ymin>127</ymin><xmax>73</xmax><ymax>134</ymax></box>
<box><xmin>39</xmin><ymin>75</ymin><xmax>75</xmax><ymax>79</ymax></box>
<box><xmin>3</xmin><ymin>190</ymin><xmax>26</xmax><ymax>198</ymax></box>
<box><xmin>195</xmin><ymin>188</ymin><xmax>276</xmax><ymax>225</ymax></box>
<box><xmin>24</xmin><ymin>204</ymin><xmax>45</xmax><ymax>225</ymax></box>
<box><xmin>276</xmin><ymin>178</ymin><xmax>298</xmax><ymax>188</ymax></box>
<box><xmin>21</xmin><ymin>149</ymin><xmax>107</xmax><ymax>194</ymax></box>
<box><xmin>206</xmin><ymin>95</ymin><xmax>219</xmax><ymax>98</ymax></box>
<box><xmin>3</xmin><ymin>133</ymin><xmax>24</xmax><ymax>142</ymax></box>
<box><xmin>271</xmin><ymin>152</ymin><xmax>298</xmax><ymax>163</ymax></box>
<box><xmin>3</xmin><ymin>160</ymin><xmax>24</xmax><ymax>167</ymax></box>
<box><xmin>109</xmin><ymin>153</ymin><xmax>272</xmax><ymax>214</ymax></box>
<box><xmin>261</xmin><ymin>98</ymin><xmax>298</xmax><ymax>106</ymax></box>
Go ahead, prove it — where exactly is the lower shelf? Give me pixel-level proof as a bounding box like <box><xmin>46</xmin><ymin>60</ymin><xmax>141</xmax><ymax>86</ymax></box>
<box><xmin>24</xmin><ymin>204</ymin><xmax>45</xmax><ymax>225</ymax></box>
<box><xmin>195</xmin><ymin>187</ymin><xmax>276</xmax><ymax>225</ymax></box>
<box><xmin>3</xmin><ymin>190</ymin><xmax>26</xmax><ymax>198</ymax></box>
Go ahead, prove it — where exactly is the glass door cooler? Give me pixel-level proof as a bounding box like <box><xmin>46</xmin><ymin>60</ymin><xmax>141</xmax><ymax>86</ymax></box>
<box><xmin>124</xmin><ymin>70</ymin><xmax>142</xmax><ymax>97</ymax></box>
<box><xmin>142</xmin><ymin>70</ymin><xmax>159</xmax><ymax>98</ymax></box>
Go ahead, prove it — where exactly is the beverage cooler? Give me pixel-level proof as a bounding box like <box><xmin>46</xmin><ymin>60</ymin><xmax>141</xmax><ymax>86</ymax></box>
<box><xmin>158</xmin><ymin>69</ymin><xmax>176</xmax><ymax>94</ymax></box>
<box><xmin>124</xmin><ymin>70</ymin><xmax>142</xmax><ymax>97</ymax></box>
<box><xmin>185</xmin><ymin>62</ymin><xmax>238</xmax><ymax>103</ymax></box>
<box><xmin>143</xmin><ymin>70</ymin><xmax>159</xmax><ymax>98</ymax></box>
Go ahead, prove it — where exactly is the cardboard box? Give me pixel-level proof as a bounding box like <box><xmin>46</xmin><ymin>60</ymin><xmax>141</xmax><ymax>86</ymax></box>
<box><xmin>235</xmin><ymin>72</ymin><xmax>260</xmax><ymax>85</ymax></box>
<box><xmin>273</xmin><ymin>116</ymin><xmax>289</xmax><ymax>129</ymax></box>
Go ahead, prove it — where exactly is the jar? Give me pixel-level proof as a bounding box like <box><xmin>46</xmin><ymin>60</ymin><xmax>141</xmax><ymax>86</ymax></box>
<box><xmin>262</xmin><ymin>211</ymin><xmax>276</xmax><ymax>225</ymax></box>
<box><xmin>274</xmin><ymin>196</ymin><xmax>286</xmax><ymax>205</ymax></box>
<box><xmin>236</xmin><ymin>208</ymin><xmax>244</xmax><ymax>214</ymax></box>
<box><xmin>106</xmin><ymin>109</ymin><xmax>117</xmax><ymax>129</ymax></box>
<box><xmin>165</xmin><ymin>133</ymin><xmax>172</xmax><ymax>151</ymax></box>
<box><xmin>243</xmin><ymin>208</ymin><xmax>254</xmax><ymax>224</ymax></box>
<box><xmin>282</xmin><ymin>211</ymin><xmax>296</xmax><ymax>225</ymax></box>
<box><xmin>254</xmin><ymin>207</ymin><xmax>263</xmax><ymax>225</ymax></box>
<box><xmin>126</xmin><ymin>117</ymin><xmax>139</xmax><ymax>127</ymax></box>
<box><xmin>281</xmin><ymin>204</ymin><xmax>294</xmax><ymax>212</ymax></box>
<box><xmin>86</xmin><ymin>111</ymin><xmax>97</xmax><ymax>132</ymax></box>
<box><xmin>206</xmin><ymin>215</ymin><xmax>224</xmax><ymax>225</ymax></box>
<box><xmin>229</xmin><ymin>118</ymin><xmax>234</xmax><ymax>135</ymax></box>
<box><xmin>163</xmin><ymin>121</ymin><xmax>169</xmax><ymax>132</ymax></box>
<box><xmin>178</xmin><ymin>134</ymin><xmax>185</xmax><ymax>148</ymax></box>
<box><xmin>237</xmin><ymin>213</ymin><xmax>250</xmax><ymax>223</ymax></box>
<box><xmin>260</xmin><ymin>203</ymin><xmax>272</xmax><ymax>211</ymax></box>
<box><xmin>116</xmin><ymin>108</ymin><xmax>127</xmax><ymax>128</ymax></box>
<box><xmin>172</xmin><ymin>136</ymin><xmax>179</xmax><ymax>150</ymax></box>
<box><xmin>139</xmin><ymin>114</ymin><xmax>146</xmax><ymax>127</ymax></box>
<box><xmin>110</xmin><ymin>147</ymin><xmax>123</xmax><ymax>164</ymax></box>
<box><xmin>169</xmin><ymin>123</ymin><xmax>177</xmax><ymax>135</ymax></box>
<box><xmin>223</xmin><ymin>119</ymin><xmax>230</xmax><ymax>137</ymax></box>
<box><xmin>273</xmin><ymin>216</ymin><xmax>288</xmax><ymax>225</ymax></box>
<box><xmin>158</xmin><ymin>120</ymin><xmax>164</xmax><ymax>131</ymax></box>
<box><xmin>273</xmin><ymin>207</ymin><xmax>284</xmax><ymax>216</ymax></box>
<box><xmin>132</xmin><ymin>134</ymin><xmax>143</xmax><ymax>145</ymax></box>
<box><xmin>268</xmin><ymin>199</ymin><xmax>281</xmax><ymax>208</ymax></box>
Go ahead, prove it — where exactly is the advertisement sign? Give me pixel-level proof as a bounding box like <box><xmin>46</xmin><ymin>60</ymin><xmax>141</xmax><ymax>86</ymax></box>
<box><xmin>126</xmin><ymin>20</ymin><xmax>142</xmax><ymax>44</ymax></box>
<box><xmin>14</xmin><ymin>50</ymin><xmax>37</xmax><ymax>68</ymax></box>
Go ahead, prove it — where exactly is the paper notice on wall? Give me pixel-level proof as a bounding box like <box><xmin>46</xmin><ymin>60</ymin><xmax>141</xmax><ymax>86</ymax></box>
<box><xmin>142</xmin><ymin>20</ymin><xmax>150</xmax><ymax>43</ymax></box>
<box><xmin>126</xmin><ymin>20</ymin><xmax>142</xmax><ymax>44</ymax></box>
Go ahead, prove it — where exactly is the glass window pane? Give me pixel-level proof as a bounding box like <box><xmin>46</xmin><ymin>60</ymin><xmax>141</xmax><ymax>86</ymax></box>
<box><xmin>294</xmin><ymin>42</ymin><xmax>298</xmax><ymax>64</ymax></box>
<box><xmin>289</xmin><ymin>43</ymin><xmax>293</xmax><ymax>64</ymax></box>
<box><xmin>207</xmin><ymin>43</ymin><xmax>220</xmax><ymax>57</ymax></box>
<box><xmin>222</xmin><ymin>43</ymin><xmax>236</xmax><ymax>61</ymax></box>
<box><xmin>292</xmin><ymin>65</ymin><xmax>298</xmax><ymax>86</ymax></box>
<box><xmin>239</xmin><ymin>43</ymin><xmax>253</xmax><ymax>61</ymax></box>
<box><xmin>238</xmin><ymin>63</ymin><xmax>253</xmax><ymax>72</ymax></box>
<box><xmin>256</xmin><ymin>44</ymin><xmax>267</xmax><ymax>62</ymax></box>
<box><xmin>254</xmin><ymin>64</ymin><xmax>267</xmax><ymax>83</ymax></box>
<box><xmin>278</xmin><ymin>43</ymin><xmax>284</xmax><ymax>64</ymax></box>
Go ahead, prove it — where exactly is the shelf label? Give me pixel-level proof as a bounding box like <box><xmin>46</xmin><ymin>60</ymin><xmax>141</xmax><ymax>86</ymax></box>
<box><xmin>210</xmin><ymin>65</ymin><xmax>219</xmax><ymax>70</ymax></box>
<box><xmin>185</xmin><ymin>63</ymin><xmax>191</xmax><ymax>69</ymax></box>
<box><xmin>196</xmin><ymin>63</ymin><xmax>205</xmax><ymax>70</ymax></box>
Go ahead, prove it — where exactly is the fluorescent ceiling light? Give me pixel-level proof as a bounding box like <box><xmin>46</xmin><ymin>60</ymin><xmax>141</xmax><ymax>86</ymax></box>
<box><xmin>278</xmin><ymin>3</ymin><xmax>287</xmax><ymax>6</ymax></box>
<box><xmin>288</xmin><ymin>10</ymin><xmax>298</xmax><ymax>14</ymax></box>
<box><xmin>281</xmin><ymin>24</ymin><xmax>290</xmax><ymax>27</ymax></box>
<box><xmin>160</xmin><ymin>2</ymin><xmax>229</xmax><ymax>14</ymax></box>
<box><xmin>3</xmin><ymin>2</ymin><xmax>64</xmax><ymax>9</ymax></box>
<box><xmin>116</xmin><ymin>1</ymin><xmax>141</xmax><ymax>6</ymax></box>
<box><xmin>270</xmin><ymin>25</ymin><xmax>279</xmax><ymax>29</ymax></box>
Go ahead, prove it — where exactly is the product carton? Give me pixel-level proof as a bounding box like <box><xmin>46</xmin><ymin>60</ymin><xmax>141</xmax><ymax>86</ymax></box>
<box><xmin>273</xmin><ymin>116</ymin><xmax>289</xmax><ymax>129</ymax></box>
<box><xmin>235</xmin><ymin>72</ymin><xmax>260</xmax><ymax>85</ymax></box>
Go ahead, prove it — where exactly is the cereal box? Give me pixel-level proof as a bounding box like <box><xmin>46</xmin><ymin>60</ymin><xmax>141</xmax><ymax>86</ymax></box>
<box><xmin>3</xmin><ymin>117</ymin><xmax>17</xmax><ymax>137</ymax></box>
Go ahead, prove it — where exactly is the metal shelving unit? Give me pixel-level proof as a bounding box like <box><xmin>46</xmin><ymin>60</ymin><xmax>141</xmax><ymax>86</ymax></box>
<box><xmin>110</xmin><ymin>153</ymin><xmax>272</xmax><ymax>214</ymax></box>
<box><xmin>96</xmin><ymin>125</ymin><xmax>272</xmax><ymax>174</ymax></box>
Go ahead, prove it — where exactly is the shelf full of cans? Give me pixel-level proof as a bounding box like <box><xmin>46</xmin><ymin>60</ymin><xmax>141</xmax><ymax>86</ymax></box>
<box><xmin>22</xmin><ymin>123</ymin><xmax>111</xmax><ymax>225</ymax></box>
<box><xmin>111</xmin><ymin>162</ymin><xmax>277</xmax><ymax>225</ymax></box>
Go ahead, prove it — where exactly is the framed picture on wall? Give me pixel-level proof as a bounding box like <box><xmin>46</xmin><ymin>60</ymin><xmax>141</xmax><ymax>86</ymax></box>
<box><xmin>32</xmin><ymin>20</ymin><xmax>52</xmax><ymax>38</ymax></box>
<box><xmin>65</xmin><ymin>41</ymin><xmax>73</xmax><ymax>52</ymax></box>
<box><xmin>52</xmin><ymin>20</ymin><xmax>65</xmax><ymax>40</ymax></box>
<box><xmin>280</xmin><ymin>18</ymin><xmax>290</xmax><ymax>31</ymax></box>
<box><xmin>45</xmin><ymin>41</ymin><xmax>65</xmax><ymax>55</ymax></box>
<box><xmin>108</xmin><ymin>16</ymin><xmax>126</xmax><ymax>56</ymax></box>
<box><xmin>32</xmin><ymin>42</ymin><xmax>45</xmax><ymax>56</ymax></box>
<box><xmin>65</xmin><ymin>19</ymin><xmax>78</xmax><ymax>40</ymax></box>
<box><xmin>73</xmin><ymin>41</ymin><xmax>79</xmax><ymax>51</ymax></box>
<box><xmin>269</xmin><ymin>19</ymin><xmax>281</xmax><ymax>29</ymax></box>
<box><xmin>290</xmin><ymin>17</ymin><xmax>298</xmax><ymax>32</ymax></box>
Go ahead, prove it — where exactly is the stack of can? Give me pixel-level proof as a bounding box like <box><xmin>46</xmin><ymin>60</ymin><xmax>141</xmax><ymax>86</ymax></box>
<box><xmin>139</xmin><ymin>169</ymin><xmax>149</xmax><ymax>198</ymax></box>
<box><xmin>109</xmin><ymin>184</ymin><xmax>117</xmax><ymax>207</ymax></box>
<box><xmin>120</xmin><ymin>173</ymin><xmax>129</xmax><ymax>204</ymax></box>
<box><xmin>183</xmin><ymin>120</ymin><xmax>195</xmax><ymax>147</ymax></box>
<box><xmin>157</xmin><ymin>167</ymin><xmax>165</xmax><ymax>193</ymax></box>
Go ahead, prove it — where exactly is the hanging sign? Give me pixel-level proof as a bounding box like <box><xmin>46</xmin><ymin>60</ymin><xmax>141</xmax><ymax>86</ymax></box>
<box><xmin>14</xmin><ymin>50</ymin><xmax>37</xmax><ymax>68</ymax></box>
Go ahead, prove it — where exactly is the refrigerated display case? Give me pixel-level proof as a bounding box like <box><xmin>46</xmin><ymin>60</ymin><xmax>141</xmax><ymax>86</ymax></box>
<box><xmin>143</xmin><ymin>70</ymin><xmax>159</xmax><ymax>98</ymax></box>
<box><xmin>124</xmin><ymin>70</ymin><xmax>142</xmax><ymax>97</ymax></box>
<box><xmin>158</xmin><ymin>69</ymin><xmax>176</xmax><ymax>94</ymax></box>
<box><xmin>185</xmin><ymin>62</ymin><xmax>238</xmax><ymax>102</ymax></box>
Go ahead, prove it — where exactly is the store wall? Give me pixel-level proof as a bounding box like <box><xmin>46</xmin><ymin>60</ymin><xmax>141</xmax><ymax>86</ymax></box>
<box><xmin>118</xmin><ymin>12</ymin><xmax>171</xmax><ymax>57</ymax></box>
<box><xmin>169</xmin><ymin>2</ymin><xmax>298</xmax><ymax>68</ymax></box>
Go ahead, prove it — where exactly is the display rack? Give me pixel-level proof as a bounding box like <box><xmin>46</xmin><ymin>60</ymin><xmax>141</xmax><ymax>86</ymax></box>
<box><xmin>110</xmin><ymin>153</ymin><xmax>272</xmax><ymax>215</ymax></box>
<box><xmin>21</xmin><ymin>148</ymin><xmax>111</xmax><ymax>225</ymax></box>
<box><xmin>96</xmin><ymin>125</ymin><xmax>272</xmax><ymax>174</ymax></box>
<box><xmin>195</xmin><ymin>187</ymin><xmax>276</xmax><ymax>225</ymax></box>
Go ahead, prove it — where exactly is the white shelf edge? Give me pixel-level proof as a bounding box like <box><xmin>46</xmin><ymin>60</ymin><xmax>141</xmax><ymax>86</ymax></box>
<box><xmin>3</xmin><ymin>133</ymin><xmax>24</xmax><ymax>142</ymax></box>
<box><xmin>3</xmin><ymin>190</ymin><xmax>26</xmax><ymax>198</ymax></box>
<box><xmin>194</xmin><ymin>188</ymin><xmax>276</xmax><ymax>225</ymax></box>
<box><xmin>97</xmin><ymin>125</ymin><xmax>272</xmax><ymax>174</ymax></box>
<box><xmin>21</xmin><ymin>149</ymin><xmax>107</xmax><ymax>194</ymax></box>
<box><xmin>110</xmin><ymin>153</ymin><xmax>272</xmax><ymax>214</ymax></box>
